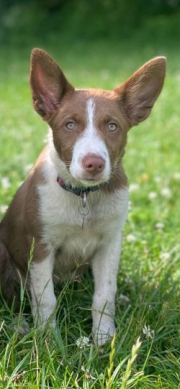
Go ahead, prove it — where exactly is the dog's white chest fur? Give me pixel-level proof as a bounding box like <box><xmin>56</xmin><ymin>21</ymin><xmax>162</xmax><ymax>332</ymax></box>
<box><xmin>37</xmin><ymin>157</ymin><xmax>129</xmax><ymax>280</ymax></box>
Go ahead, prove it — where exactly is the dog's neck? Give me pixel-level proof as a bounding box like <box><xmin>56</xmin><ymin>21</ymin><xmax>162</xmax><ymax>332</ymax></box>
<box><xmin>56</xmin><ymin>175</ymin><xmax>100</xmax><ymax>197</ymax></box>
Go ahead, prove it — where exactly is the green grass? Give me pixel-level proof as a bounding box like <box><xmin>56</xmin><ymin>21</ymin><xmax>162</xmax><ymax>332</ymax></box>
<box><xmin>0</xmin><ymin>17</ymin><xmax>180</xmax><ymax>388</ymax></box>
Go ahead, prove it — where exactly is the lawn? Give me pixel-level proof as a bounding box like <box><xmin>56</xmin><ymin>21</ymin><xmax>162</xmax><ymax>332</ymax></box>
<box><xmin>0</xmin><ymin>15</ymin><xmax>180</xmax><ymax>388</ymax></box>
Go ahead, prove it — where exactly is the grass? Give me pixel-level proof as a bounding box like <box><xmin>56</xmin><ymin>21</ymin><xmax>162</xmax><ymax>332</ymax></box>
<box><xmin>0</xmin><ymin>15</ymin><xmax>180</xmax><ymax>388</ymax></box>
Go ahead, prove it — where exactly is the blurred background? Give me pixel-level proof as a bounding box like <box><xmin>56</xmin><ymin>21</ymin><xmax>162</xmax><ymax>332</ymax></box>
<box><xmin>1</xmin><ymin>0</ymin><xmax>180</xmax><ymax>74</ymax></box>
<box><xmin>1</xmin><ymin>0</ymin><xmax>180</xmax><ymax>48</ymax></box>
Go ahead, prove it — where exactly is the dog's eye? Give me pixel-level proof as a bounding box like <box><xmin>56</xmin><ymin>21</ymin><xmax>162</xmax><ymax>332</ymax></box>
<box><xmin>107</xmin><ymin>123</ymin><xmax>117</xmax><ymax>132</ymax></box>
<box><xmin>66</xmin><ymin>121</ymin><xmax>76</xmax><ymax>130</ymax></box>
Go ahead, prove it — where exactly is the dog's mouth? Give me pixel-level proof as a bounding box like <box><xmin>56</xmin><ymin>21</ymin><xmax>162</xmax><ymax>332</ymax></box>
<box><xmin>78</xmin><ymin>178</ymin><xmax>104</xmax><ymax>187</ymax></box>
<box><xmin>74</xmin><ymin>175</ymin><xmax>111</xmax><ymax>189</ymax></box>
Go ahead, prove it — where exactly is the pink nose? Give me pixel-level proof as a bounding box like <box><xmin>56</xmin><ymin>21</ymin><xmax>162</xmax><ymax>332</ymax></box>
<box><xmin>82</xmin><ymin>154</ymin><xmax>105</xmax><ymax>176</ymax></box>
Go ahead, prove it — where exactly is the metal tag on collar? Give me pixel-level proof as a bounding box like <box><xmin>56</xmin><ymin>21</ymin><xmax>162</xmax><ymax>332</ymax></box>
<box><xmin>81</xmin><ymin>191</ymin><xmax>87</xmax><ymax>208</ymax></box>
<box><xmin>79</xmin><ymin>191</ymin><xmax>89</xmax><ymax>229</ymax></box>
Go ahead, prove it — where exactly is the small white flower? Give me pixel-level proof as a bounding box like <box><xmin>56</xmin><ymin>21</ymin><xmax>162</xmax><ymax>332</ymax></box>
<box><xmin>1</xmin><ymin>177</ymin><xmax>11</xmax><ymax>190</ymax></box>
<box><xmin>161</xmin><ymin>188</ymin><xmax>172</xmax><ymax>198</ymax></box>
<box><xmin>160</xmin><ymin>252</ymin><xmax>170</xmax><ymax>261</ymax></box>
<box><xmin>99</xmin><ymin>373</ymin><xmax>104</xmax><ymax>380</ymax></box>
<box><xmin>118</xmin><ymin>294</ymin><xmax>130</xmax><ymax>303</ymax></box>
<box><xmin>154</xmin><ymin>176</ymin><xmax>161</xmax><ymax>183</ymax></box>
<box><xmin>125</xmin><ymin>278</ymin><xmax>133</xmax><ymax>285</ymax></box>
<box><xmin>129</xmin><ymin>183</ymin><xmax>140</xmax><ymax>192</ymax></box>
<box><xmin>0</xmin><ymin>205</ymin><xmax>8</xmax><ymax>214</ymax></box>
<box><xmin>142</xmin><ymin>324</ymin><xmax>154</xmax><ymax>339</ymax></box>
<box><xmin>76</xmin><ymin>336</ymin><xmax>90</xmax><ymax>349</ymax></box>
<box><xmin>155</xmin><ymin>222</ymin><xmax>165</xmax><ymax>229</ymax></box>
<box><xmin>173</xmin><ymin>172</ymin><xmax>180</xmax><ymax>180</ymax></box>
<box><xmin>126</xmin><ymin>234</ymin><xmax>136</xmax><ymax>243</ymax></box>
<box><xmin>148</xmin><ymin>192</ymin><xmax>157</xmax><ymax>200</ymax></box>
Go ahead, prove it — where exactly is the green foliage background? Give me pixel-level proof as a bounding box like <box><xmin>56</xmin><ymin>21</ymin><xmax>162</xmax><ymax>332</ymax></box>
<box><xmin>1</xmin><ymin>0</ymin><xmax>180</xmax><ymax>43</ymax></box>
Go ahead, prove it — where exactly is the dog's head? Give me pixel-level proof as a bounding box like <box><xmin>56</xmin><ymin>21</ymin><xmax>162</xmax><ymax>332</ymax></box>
<box><xmin>30</xmin><ymin>49</ymin><xmax>166</xmax><ymax>187</ymax></box>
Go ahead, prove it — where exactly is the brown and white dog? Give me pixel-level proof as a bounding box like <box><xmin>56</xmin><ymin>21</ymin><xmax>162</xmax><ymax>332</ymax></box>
<box><xmin>0</xmin><ymin>49</ymin><xmax>166</xmax><ymax>345</ymax></box>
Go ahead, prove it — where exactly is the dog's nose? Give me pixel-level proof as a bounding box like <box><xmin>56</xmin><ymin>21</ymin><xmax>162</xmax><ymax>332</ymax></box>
<box><xmin>82</xmin><ymin>154</ymin><xmax>105</xmax><ymax>176</ymax></box>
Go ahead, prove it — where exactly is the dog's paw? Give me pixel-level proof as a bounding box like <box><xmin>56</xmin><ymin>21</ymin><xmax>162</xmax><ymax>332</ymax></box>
<box><xmin>92</xmin><ymin>321</ymin><xmax>116</xmax><ymax>346</ymax></box>
<box><xmin>13</xmin><ymin>315</ymin><xmax>30</xmax><ymax>335</ymax></box>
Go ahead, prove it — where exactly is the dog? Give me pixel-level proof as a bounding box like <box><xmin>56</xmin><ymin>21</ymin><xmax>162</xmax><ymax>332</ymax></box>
<box><xmin>0</xmin><ymin>49</ymin><xmax>166</xmax><ymax>345</ymax></box>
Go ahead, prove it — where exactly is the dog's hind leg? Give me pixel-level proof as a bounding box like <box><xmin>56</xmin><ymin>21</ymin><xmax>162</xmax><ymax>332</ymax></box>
<box><xmin>0</xmin><ymin>242</ymin><xmax>20</xmax><ymax>308</ymax></box>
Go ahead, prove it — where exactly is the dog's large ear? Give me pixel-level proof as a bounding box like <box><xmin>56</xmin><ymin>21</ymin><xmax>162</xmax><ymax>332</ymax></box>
<box><xmin>114</xmin><ymin>57</ymin><xmax>166</xmax><ymax>127</ymax></box>
<box><xmin>30</xmin><ymin>48</ymin><xmax>75</xmax><ymax>121</ymax></box>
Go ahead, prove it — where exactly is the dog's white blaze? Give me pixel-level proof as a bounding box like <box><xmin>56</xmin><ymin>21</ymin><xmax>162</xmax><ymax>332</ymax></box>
<box><xmin>69</xmin><ymin>98</ymin><xmax>111</xmax><ymax>183</ymax></box>
<box><xmin>86</xmin><ymin>98</ymin><xmax>96</xmax><ymax>135</ymax></box>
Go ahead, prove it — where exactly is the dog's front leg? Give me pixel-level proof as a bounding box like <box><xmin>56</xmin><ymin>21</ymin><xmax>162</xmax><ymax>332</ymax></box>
<box><xmin>92</xmin><ymin>231</ymin><xmax>122</xmax><ymax>346</ymax></box>
<box><xmin>30</xmin><ymin>252</ymin><xmax>56</xmax><ymax>327</ymax></box>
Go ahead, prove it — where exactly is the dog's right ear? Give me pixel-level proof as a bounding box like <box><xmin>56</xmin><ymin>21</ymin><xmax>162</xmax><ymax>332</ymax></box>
<box><xmin>30</xmin><ymin>49</ymin><xmax>75</xmax><ymax>121</ymax></box>
<box><xmin>114</xmin><ymin>57</ymin><xmax>166</xmax><ymax>127</ymax></box>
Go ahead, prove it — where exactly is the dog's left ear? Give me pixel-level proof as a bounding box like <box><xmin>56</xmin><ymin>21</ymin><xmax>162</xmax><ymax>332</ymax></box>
<box><xmin>30</xmin><ymin>48</ymin><xmax>75</xmax><ymax>121</ymax></box>
<box><xmin>114</xmin><ymin>57</ymin><xmax>166</xmax><ymax>127</ymax></box>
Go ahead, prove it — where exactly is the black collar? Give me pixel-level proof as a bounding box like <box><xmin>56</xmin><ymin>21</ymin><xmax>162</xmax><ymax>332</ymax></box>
<box><xmin>57</xmin><ymin>176</ymin><xmax>100</xmax><ymax>198</ymax></box>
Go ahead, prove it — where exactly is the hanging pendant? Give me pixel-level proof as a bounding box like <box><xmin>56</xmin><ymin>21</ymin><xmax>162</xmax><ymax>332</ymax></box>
<box><xmin>78</xmin><ymin>192</ymin><xmax>89</xmax><ymax>229</ymax></box>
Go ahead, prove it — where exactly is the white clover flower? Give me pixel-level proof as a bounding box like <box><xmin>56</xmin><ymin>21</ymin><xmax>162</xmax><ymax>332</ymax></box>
<box><xmin>160</xmin><ymin>252</ymin><xmax>170</xmax><ymax>261</ymax></box>
<box><xmin>155</xmin><ymin>222</ymin><xmax>165</xmax><ymax>229</ymax></box>
<box><xmin>129</xmin><ymin>183</ymin><xmax>140</xmax><ymax>192</ymax></box>
<box><xmin>173</xmin><ymin>172</ymin><xmax>180</xmax><ymax>180</ymax></box>
<box><xmin>0</xmin><ymin>205</ymin><xmax>8</xmax><ymax>214</ymax></box>
<box><xmin>142</xmin><ymin>324</ymin><xmax>154</xmax><ymax>339</ymax></box>
<box><xmin>126</xmin><ymin>234</ymin><xmax>136</xmax><ymax>243</ymax></box>
<box><xmin>154</xmin><ymin>176</ymin><xmax>161</xmax><ymax>183</ymax></box>
<box><xmin>125</xmin><ymin>278</ymin><xmax>133</xmax><ymax>285</ymax></box>
<box><xmin>1</xmin><ymin>177</ymin><xmax>11</xmax><ymax>190</ymax></box>
<box><xmin>76</xmin><ymin>336</ymin><xmax>90</xmax><ymax>349</ymax></box>
<box><xmin>148</xmin><ymin>192</ymin><xmax>157</xmax><ymax>200</ymax></box>
<box><xmin>118</xmin><ymin>294</ymin><xmax>130</xmax><ymax>303</ymax></box>
<box><xmin>161</xmin><ymin>188</ymin><xmax>172</xmax><ymax>198</ymax></box>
